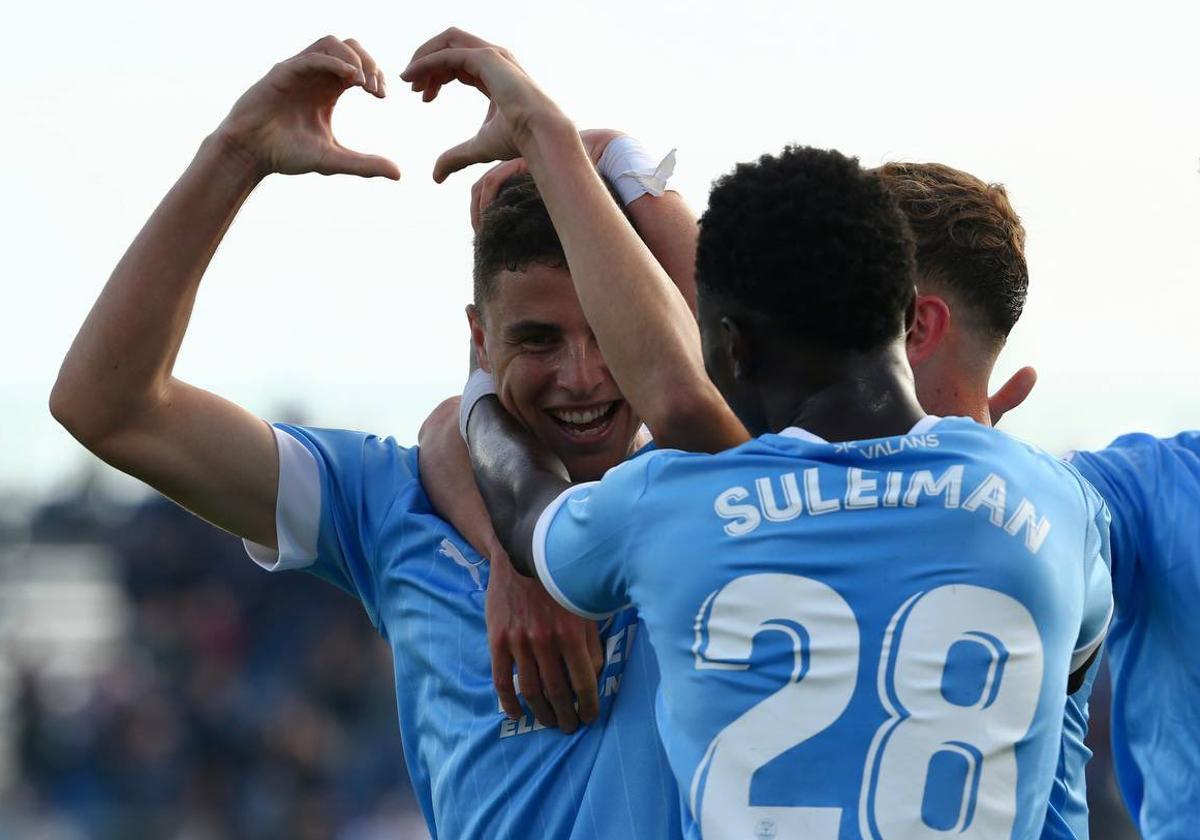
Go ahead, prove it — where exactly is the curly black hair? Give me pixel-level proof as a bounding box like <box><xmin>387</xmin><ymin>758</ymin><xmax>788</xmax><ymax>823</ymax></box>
<box><xmin>696</xmin><ymin>146</ymin><xmax>917</xmax><ymax>352</ymax></box>
<box><xmin>472</xmin><ymin>173</ymin><xmax>627</xmax><ymax>307</ymax></box>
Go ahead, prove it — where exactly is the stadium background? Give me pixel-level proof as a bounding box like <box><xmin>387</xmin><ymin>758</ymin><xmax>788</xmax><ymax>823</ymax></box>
<box><xmin>3</xmin><ymin>0</ymin><xmax>1196</xmax><ymax>836</ymax></box>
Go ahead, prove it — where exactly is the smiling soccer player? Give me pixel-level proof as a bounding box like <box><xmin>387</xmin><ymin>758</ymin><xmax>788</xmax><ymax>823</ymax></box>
<box><xmin>50</xmin><ymin>32</ymin><xmax>699</xmax><ymax>839</ymax></box>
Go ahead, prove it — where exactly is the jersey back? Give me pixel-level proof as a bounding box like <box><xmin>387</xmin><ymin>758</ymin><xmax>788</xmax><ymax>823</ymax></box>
<box><xmin>536</xmin><ymin>417</ymin><xmax>1112</xmax><ymax>839</ymax></box>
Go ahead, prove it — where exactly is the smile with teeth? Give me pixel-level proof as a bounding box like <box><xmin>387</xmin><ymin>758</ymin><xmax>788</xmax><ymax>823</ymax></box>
<box><xmin>547</xmin><ymin>401</ymin><xmax>620</xmax><ymax>434</ymax></box>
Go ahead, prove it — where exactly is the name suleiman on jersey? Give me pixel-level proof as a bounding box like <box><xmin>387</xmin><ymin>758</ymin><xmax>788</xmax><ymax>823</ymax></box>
<box><xmin>533</xmin><ymin>418</ymin><xmax>1112</xmax><ymax>839</ymax></box>
<box><xmin>716</xmin><ymin>454</ymin><xmax>1051</xmax><ymax>555</ymax></box>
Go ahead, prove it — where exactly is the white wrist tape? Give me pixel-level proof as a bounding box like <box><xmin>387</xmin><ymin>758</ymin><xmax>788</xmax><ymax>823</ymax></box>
<box><xmin>459</xmin><ymin>369</ymin><xmax>498</xmax><ymax>441</ymax></box>
<box><xmin>597</xmin><ymin>136</ymin><xmax>677</xmax><ymax>206</ymax></box>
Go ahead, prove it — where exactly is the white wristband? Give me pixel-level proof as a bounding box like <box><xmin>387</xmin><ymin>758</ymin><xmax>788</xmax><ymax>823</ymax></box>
<box><xmin>459</xmin><ymin>369</ymin><xmax>498</xmax><ymax>441</ymax></box>
<box><xmin>597</xmin><ymin>136</ymin><xmax>677</xmax><ymax>206</ymax></box>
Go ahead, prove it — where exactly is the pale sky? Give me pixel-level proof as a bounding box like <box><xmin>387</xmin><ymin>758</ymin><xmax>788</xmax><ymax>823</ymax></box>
<box><xmin>3</xmin><ymin>0</ymin><xmax>1198</xmax><ymax>504</ymax></box>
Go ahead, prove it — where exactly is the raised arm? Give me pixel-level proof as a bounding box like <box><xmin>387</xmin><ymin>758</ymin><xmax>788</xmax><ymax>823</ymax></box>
<box><xmin>50</xmin><ymin>36</ymin><xmax>398</xmax><ymax>548</ymax></box>
<box><xmin>402</xmin><ymin>30</ymin><xmax>747</xmax><ymax>453</ymax></box>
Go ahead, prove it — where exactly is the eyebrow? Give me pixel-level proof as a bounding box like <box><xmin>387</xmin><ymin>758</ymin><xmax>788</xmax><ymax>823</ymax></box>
<box><xmin>503</xmin><ymin>320</ymin><xmax>563</xmax><ymax>339</ymax></box>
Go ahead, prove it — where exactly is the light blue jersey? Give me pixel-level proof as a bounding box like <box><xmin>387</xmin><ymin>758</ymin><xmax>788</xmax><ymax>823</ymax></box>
<box><xmin>1069</xmin><ymin>432</ymin><xmax>1200</xmax><ymax>839</ymax></box>
<box><xmin>534</xmin><ymin>417</ymin><xmax>1112</xmax><ymax>839</ymax></box>
<box><xmin>1041</xmin><ymin>655</ymin><xmax>1102</xmax><ymax>840</ymax></box>
<box><xmin>243</xmin><ymin>424</ymin><xmax>680</xmax><ymax>839</ymax></box>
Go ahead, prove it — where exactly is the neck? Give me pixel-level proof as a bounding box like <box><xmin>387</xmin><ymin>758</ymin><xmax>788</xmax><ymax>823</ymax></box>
<box><xmin>764</xmin><ymin>343</ymin><xmax>926</xmax><ymax>442</ymax></box>
<box><xmin>913</xmin><ymin>345</ymin><xmax>994</xmax><ymax>426</ymax></box>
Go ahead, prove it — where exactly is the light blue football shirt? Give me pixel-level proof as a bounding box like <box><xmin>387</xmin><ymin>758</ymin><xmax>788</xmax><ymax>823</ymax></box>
<box><xmin>243</xmin><ymin>423</ymin><xmax>681</xmax><ymax>839</ymax></box>
<box><xmin>1068</xmin><ymin>432</ymin><xmax>1200</xmax><ymax>839</ymax></box>
<box><xmin>1041</xmin><ymin>655</ymin><xmax>1102</xmax><ymax>840</ymax></box>
<box><xmin>534</xmin><ymin>416</ymin><xmax>1112</xmax><ymax>840</ymax></box>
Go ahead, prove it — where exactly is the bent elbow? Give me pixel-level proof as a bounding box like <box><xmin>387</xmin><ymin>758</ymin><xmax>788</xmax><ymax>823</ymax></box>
<box><xmin>49</xmin><ymin>377</ymin><xmax>87</xmax><ymax>440</ymax></box>
<box><xmin>418</xmin><ymin>396</ymin><xmax>461</xmax><ymax>448</ymax></box>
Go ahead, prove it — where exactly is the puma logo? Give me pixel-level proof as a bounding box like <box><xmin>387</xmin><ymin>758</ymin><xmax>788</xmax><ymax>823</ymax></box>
<box><xmin>439</xmin><ymin>538</ymin><xmax>485</xmax><ymax>591</ymax></box>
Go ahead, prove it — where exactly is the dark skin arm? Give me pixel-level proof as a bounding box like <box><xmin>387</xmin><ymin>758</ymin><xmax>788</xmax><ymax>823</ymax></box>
<box><xmin>466</xmin><ymin>395</ymin><xmax>572</xmax><ymax>578</ymax></box>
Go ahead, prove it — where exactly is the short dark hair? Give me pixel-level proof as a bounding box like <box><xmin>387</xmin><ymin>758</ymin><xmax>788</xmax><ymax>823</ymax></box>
<box><xmin>875</xmin><ymin>162</ymin><xmax>1027</xmax><ymax>341</ymax></box>
<box><xmin>696</xmin><ymin>146</ymin><xmax>916</xmax><ymax>352</ymax></box>
<box><xmin>472</xmin><ymin>174</ymin><xmax>627</xmax><ymax>307</ymax></box>
<box><xmin>472</xmin><ymin>174</ymin><xmax>566</xmax><ymax>306</ymax></box>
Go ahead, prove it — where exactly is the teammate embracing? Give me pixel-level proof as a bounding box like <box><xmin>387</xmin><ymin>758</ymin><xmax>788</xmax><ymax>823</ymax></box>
<box><xmin>401</xmin><ymin>31</ymin><xmax>1114</xmax><ymax>838</ymax></box>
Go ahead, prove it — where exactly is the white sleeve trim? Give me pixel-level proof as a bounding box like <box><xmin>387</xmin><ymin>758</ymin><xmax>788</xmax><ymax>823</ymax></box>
<box><xmin>531</xmin><ymin>481</ymin><xmax>616</xmax><ymax>620</ymax></box>
<box><xmin>242</xmin><ymin>425</ymin><xmax>321</xmax><ymax>572</ymax></box>
<box><xmin>1071</xmin><ymin>597</ymin><xmax>1113</xmax><ymax>672</ymax></box>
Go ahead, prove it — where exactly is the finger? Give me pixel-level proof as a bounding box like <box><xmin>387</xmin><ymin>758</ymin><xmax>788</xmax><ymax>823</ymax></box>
<box><xmin>312</xmin><ymin>35</ymin><xmax>367</xmax><ymax>87</ymax></box>
<box><xmin>479</xmin><ymin>159</ymin><xmax>526</xmax><ymax>216</ymax></box>
<box><xmin>470</xmin><ymin>177</ymin><xmax>485</xmax><ymax>231</ymax></box>
<box><xmin>512</xmin><ymin>645</ymin><xmax>556</xmax><ymax>728</ymax></box>
<box><xmin>316</xmin><ymin>145</ymin><xmax>401</xmax><ymax>180</ymax></box>
<box><xmin>564</xmin><ymin>634</ymin><xmax>601</xmax><ymax>725</ymax></box>
<box><xmin>490</xmin><ymin>647</ymin><xmax>522</xmax><ymax>720</ymax></box>
<box><xmin>401</xmin><ymin>47</ymin><xmax>489</xmax><ymax>88</ymax></box>
<box><xmin>343</xmin><ymin>38</ymin><xmax>382</xmax><ymax>96</ymax></box>
<box><xmin>374</xmin><ymin>68</ymin><xmax>387</xmax><ymax>98</ymax></box>
<box><xmin>422</xmin><ymin>78</ymin><xmax>444</xmax><ymax>102</ymax></box>
<box><xmin>587</xmin><ymin>622</ymin><xmax>604</xmax><ymax>678</ymax></box>
<box><xmin>536</xmin><ymin>649</ymin><xmax>580</xmax><ymax>734</ymax></box>
<box><xmin>289</xmin><ymin>52</ymin><xmax>361</xmax><ymax>86</ymax></box>
<box><xmin>471</xmin><ymin>160</ymin><xmax>513</xmax><ymax>229</ymax></box>
<box><xmin>988</xmin><ymin>366</ymin><xmax>1038</xmax><ymax>425</ymax></box>
<box><xmin>435</xmin><ymin>137</ymin><xmax>495</xmax><ymax>184</ymax></box>
<box><xmin>408</xmin><ymin>26</ymin><xmax>497</xmax><ymax>67</ymax></box>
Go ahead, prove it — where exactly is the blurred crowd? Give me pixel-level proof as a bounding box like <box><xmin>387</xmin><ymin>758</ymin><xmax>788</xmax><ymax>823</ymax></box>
<box><xmin>1</xmin><ymin>475</ymin><xmax>426</xmax><ymax>840</ymax></box>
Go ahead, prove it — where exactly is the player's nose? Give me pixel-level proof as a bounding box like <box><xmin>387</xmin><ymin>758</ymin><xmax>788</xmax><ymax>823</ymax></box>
<box><xmin>556</xmin><ymin>338</ymin><xmax>608</xmax><ymax>398</ymax></box>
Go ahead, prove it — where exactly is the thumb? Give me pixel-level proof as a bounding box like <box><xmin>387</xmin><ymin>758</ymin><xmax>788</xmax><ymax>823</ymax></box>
<box><xmin>988</xmin><ymin>366</ymin><xmax>1037</xmax><ymax>425</ymax></box>
<box><xmin>318</xmin><ymin>146</ymin><xmax>401</xmax><ymax>180</ymax></box>
<box><xmin>434</xmin><ymin>136</ymin><xmax>491</xmax><ymax>183</ymax></box>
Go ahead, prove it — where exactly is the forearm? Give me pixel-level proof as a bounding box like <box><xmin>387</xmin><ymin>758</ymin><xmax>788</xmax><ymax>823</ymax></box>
<box><xmin>522</xmin><ymin>119</ymin><xmax>746</xmax><ymax>451</ymax></box>
<box><xmin>626</xmin><ymin>190</ymin><xmax>698</xmax><ymax>312</ymax></box>
<box><xmin>466</xmin><ymin>395</ymin><xmax>571</xmax><ymax>576</ymax></box>
<box><xmin>51</xmin><ymin>131</ymin><xmax>263</xmax><ymax>442</ymax></box>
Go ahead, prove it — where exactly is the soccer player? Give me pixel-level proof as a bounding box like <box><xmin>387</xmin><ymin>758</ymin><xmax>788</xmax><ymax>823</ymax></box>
<box><xmin>879</xmin><ymin>161</ymin><xmax>1199</xmax><ymax>839</ymax></box>
<box><xmin>50</xmin><ymin>33</ymin><xmax>695</xmax><ymax>838</ymax></box>
<box><xmin>402</xmin><ymin>33</ymin><xmax>1113</xmax><ymax>838</ymax></box>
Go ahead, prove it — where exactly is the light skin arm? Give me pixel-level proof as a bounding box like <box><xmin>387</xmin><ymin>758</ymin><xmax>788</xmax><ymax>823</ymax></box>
<box><xmin>49</xmin><ymin>36</ymin><xmax>398</xmax><ymax>548</ymax></box>
<box><xmin>417</xmin><ymin>125</ymin><xmax>697</xmax><ymax>729</ymax></box>
<box><xmin>418</xmin><ymin>396</ymin><xmax>603</xmax><ymax>731</ymax></box>
<box><xmin>401</xmin><ymin>30</ymin><xmax>745</xmax><ymax>453</ymax></box>
<box><xmin>470</xmin><ymin>130</ymin><xmax>699</xmax><ymax>311</ymax></box>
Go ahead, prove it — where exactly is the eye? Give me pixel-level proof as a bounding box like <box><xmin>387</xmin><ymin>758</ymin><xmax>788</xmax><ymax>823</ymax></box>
<box><xmin>520</xmin><ymin>334</ymin><xmax>558</xmax><ymax>351</ymax></box>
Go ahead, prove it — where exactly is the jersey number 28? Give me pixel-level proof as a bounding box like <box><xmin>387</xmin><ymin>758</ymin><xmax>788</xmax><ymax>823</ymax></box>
<box><xmin>690</xmin><ymin>574</ymin><xmax>1043</xmax><ymax>838</ymax></box>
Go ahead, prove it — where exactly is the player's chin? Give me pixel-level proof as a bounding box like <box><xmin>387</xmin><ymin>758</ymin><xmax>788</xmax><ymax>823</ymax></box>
<box><xmin>540</xmin><ymin>400</ymin><xmax>637</xmax><ymax>480</ymax></box>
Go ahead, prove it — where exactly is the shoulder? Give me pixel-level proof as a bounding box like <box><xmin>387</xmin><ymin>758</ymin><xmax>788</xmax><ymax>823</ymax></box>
<box><xmin>275</xmin><ymin>423</ymin><xmax>426</xmax><ymax>513</ymax></box>
<box><xmin>941</xmin><ymin>419</ymin><xmax>1101</xmax><ymax>512</ymax></box>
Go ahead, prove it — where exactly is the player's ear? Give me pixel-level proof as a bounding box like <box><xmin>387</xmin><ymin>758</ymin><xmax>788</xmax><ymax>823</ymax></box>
<box><xmin>906</xmin><ymin>293</ymin><xmax>951</xmax><ymax>367</ymax></box>
<box><xmin>722</xmin><ymin>316</ymin><xmax>754</xmax><ymax>382</ymax></box>
<box><xmin>466</xmin><ymin>304</ymin><xmax>492</xmax><ymax>373</ymax></box>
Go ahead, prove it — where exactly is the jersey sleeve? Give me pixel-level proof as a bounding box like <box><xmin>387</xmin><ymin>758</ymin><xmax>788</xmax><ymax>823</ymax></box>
<box><xmin>242</xmin><ymin>423</ymin><xmax>417</xmax><ymax>628</ymax></box>
<box><xmin>1067</xmin><ymin>431</ymin><xmax>1200</xmax><ymax>610</ymax></box>
<box><xmin>531</xmin><ymin>453</ymin><xmax>658</xmax><ymax>619</ymax></box>
<box><xmin>1070</xmin><ymin>470</ymin><xmax>1114</xmax><ymax>672</ymax></box>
